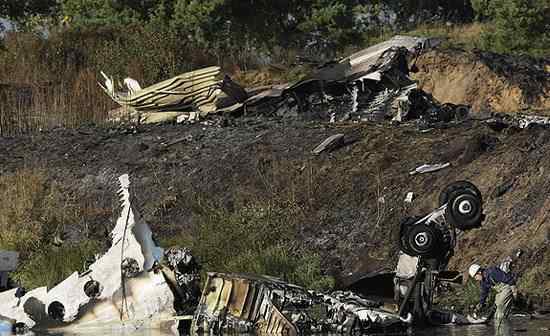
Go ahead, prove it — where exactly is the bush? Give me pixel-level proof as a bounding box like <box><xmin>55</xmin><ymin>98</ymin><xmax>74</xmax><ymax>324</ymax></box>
<box><xmin>12</xmin><ymin>241</ymin><xmax>99</xmax><ymax>290</ymax></box>
<box><xmin>474</xmin><ymin>0</ymin><xmax>550</xmax><ymax>57</ymax></box>
<box><xmin>518</xmin><ymin>250</ymin><xmax>550</xmax><ymax>301</ymax></box>
<box><xmin>163</xmin><ymin>199</ymin><xmax>335</xmax><ymax>291</ymax></box>
<box><xmin>471</xmin><ymin>0</ymin><xmax>497</xmax><ymax>18</ymax></box>
<box><xmin>227</xmin><ymin>245</ymin><xmax>335</xmax><ymax>291</ymax></box>
<box><xmin>0</xmin><ymin>170</ymin><xmax>72</xmax><ymax>253</ymax></box>
<box><xmin>60</xmin><ymin>0</ymin><xmax>144</xmax><ymax>26</ymax></box>
<box><xmin>0</xmin><ymin>0</ymin><xmax>58</xmax><ymax>20</ymax></box>
<box><xmin>436</xmin><ymin>278</ymin><xmax>496</xmax><ymax>313</ymax></box>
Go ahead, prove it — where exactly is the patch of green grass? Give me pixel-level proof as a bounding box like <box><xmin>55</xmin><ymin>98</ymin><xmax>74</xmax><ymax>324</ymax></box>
<box><xmin>225</xmin><ymin>245</ymin><xmax>335</xmax><ymax>291</ymax></box>
<box><xmin>12</xmin><ymin>241</ymin><xmax>100</xmax><ymax>290</ymax></box>
<box><xmin>162</xmin><ymin>199</ymin><xmax>334</xmax><ymax>291</ymax></box>
<box><xmin>519</xmin><ymin>267</ymin><xmax>548</xmax><ymax>297</ymax></box>
<box><xmin>0</xmin><ymin>170</ymin><xmax>80</xmax><ymax>254</ymax></box>
<box><xmin>518</xmin><ymin>250</ymin><xmax>550</xmax><ymax>303</ymax></box>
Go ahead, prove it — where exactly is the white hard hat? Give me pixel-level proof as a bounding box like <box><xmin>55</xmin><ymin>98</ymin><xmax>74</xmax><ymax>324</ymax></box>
<box><xmin>469</xmin><ymin>264</ymin><xmax>481</xmax><ymax>278</ymax></box>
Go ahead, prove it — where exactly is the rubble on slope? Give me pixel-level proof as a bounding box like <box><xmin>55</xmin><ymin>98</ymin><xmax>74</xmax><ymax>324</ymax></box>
<box><xmin>1</xmin><ymin>171</ymin><xmax>543</xmax><ymax>334</ymax></box>
<box><xmin>241</xmin><ymin>36</ymin><xmax>464</xmax><ymax>124</ymax></box>
<box><xmin>484</xmin><ymin>113</ymin><xmax>550</xmax><ymax>131</ymax></box>
<box><xmin>0</xmin><ymin>176</ymin><xmax>491</xmax><ymax>335</ymax></box>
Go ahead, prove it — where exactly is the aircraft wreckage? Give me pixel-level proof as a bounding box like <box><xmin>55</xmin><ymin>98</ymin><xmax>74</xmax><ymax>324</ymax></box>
<box><xmin>100</xmin><ymin>36</ymin><xmax>472</xmax><ymax>125</ymax></box>
<box><xmin>0</xmin><ymin>176</ymin><xmax>491</xmax><ymax>335</ymax></box>
<box><xmin>0</xmin><ymin>175</ymin><xmax>183</xmax><ymax>334</ymax></box>
<box><xmin>100</xmin><ymin>35</ymin><xmax>550</xmax><ymax>130</ymax></box>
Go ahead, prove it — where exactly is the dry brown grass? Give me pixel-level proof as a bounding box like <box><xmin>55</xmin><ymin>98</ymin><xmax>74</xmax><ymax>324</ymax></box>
<box><xmin>0</xmin><ymin>27</ymin><xmax>214</xmax><ymax>136</ymax></box>
<box><xmin>0</xmin><ymin>77</ymin><xmax>114</xmax><ymax>135</ymax></box>
<box><xmin>230</xmin><ymin>63</ymin><xmax>312</xmax><ymax>88</ymax></box>
<box><xmin>0</xmin><ymin>32</ymin><xmax>116</xmax><ymax>136</ymax></box>
<box><xmin>404</xmin><ymin>22</ymin><xmax>488</xmax><ymax>50</ymax></box>
<box><xmin>0</xmin><ymin>170</ymin><xmax>46</xmax><ymax>251</ymax></box>
<box><xmin>0</xmin><ymin>170</ymin><xmax>81</xmax><ymax>252</ymax></box>
<box><xmin>0</xmin><ymin>169</ymin><xmax>101</xmax><ymax>289</ymax></box>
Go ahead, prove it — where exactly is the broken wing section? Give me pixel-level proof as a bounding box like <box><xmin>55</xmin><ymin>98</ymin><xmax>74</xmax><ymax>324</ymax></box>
<box><xmin>0</xmin><ymin>174</ymin><xmax>177</xmax><ymax>334</ymax></box>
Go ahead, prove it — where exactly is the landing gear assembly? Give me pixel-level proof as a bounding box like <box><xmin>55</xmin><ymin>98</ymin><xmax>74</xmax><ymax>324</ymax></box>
<box><xmin>396</xmin><ymin>181</ymin><xmax>484</xmax><ymax>324</ymax></box>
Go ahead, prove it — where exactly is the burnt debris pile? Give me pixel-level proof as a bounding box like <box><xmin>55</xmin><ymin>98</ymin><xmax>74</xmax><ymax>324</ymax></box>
<box><xmin>242</xmin><ymin>38</ymin><xmax>469</xmax><ymax>125</ymax></box>
<box><xmin>101</xmin><ymin>36</ymin><xmax>472</xmax><ymax>126</ymax></box>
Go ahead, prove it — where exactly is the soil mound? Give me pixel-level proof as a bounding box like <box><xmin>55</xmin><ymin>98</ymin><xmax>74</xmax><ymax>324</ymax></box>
<box><xmin>414</xmin><ymin>49</ymin><xmax>550</xmax><ymax>115</ymax></box>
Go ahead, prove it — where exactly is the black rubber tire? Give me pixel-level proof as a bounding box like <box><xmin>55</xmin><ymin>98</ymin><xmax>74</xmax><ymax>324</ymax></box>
<box><xmin>446</xmin><ymin>191</ymin><xmax>483</xmax><ymax>230</ymax></box>
<box><xmin>399</xmin><ymin>217</ymin><xmax>421</xmax><ymax>256</ymax></box>
<box><xmin>406</xmin><ymin>224</ymin><xmax>440</xmax><ymax>257</ymax></box>
<box><xmin>439</xmin><ymin>181</ymin><xmax>482</xmax><ymax>207</ymax></box>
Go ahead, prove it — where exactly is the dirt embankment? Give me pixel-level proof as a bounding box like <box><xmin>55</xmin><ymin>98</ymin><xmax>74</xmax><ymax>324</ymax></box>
<box><xmin>1</xmin><ymin>118</ymin><xmax>549</xmax><ymax>300</ymax></box>
<box><xmin>414</xmin><ymin>49</ymin><xmax>550</xmax><ymax>115</ymax></box>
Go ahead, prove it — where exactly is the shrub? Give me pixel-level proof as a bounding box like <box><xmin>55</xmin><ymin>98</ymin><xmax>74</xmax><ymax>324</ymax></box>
<box><xmin>0</xmin><ymin>170</ymin><xmax>101</xmax><ymax>289</ymax></box>
<box><xmin>471</xmin><ymin>0</ymin><xmax>497</xmax><ymax>18</ymax></box>
<box><xmin>474</xmin><ymin>0</ymin><xmax>550</xmax><ymax>57</ymax></box>
<box><xmin>12</xmin><ymin>241</ymin><xmax>100</xmax><ymax>290</ymax></box>
<box><xmin>436</xmin><ymin>278</ymin><xmax>496</xmax><ymax>313</ymax></box>
<box><xmin>518</xmin><ymin>250</ymin><xmax>550</xmax><ymax>301</ymax></box>
<box><xmin>164</xmin><ymin>199</ymin><xmax>335</xmax><ymax>291</ymax></box>
<box><xmin>0</xmin><ymin>170</ymin><xmax>83</xmax><ymax>254</ymax></box>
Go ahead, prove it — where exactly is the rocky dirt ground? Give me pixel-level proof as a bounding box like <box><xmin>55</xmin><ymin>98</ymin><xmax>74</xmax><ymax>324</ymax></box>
<box><xmin>0</xmin><ymin>46</ymin><xmax>549</xmax><ymax>308</ymax></box>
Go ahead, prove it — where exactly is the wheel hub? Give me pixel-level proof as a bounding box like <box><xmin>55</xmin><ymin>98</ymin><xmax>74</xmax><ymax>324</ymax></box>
<box><xmin>414</xmin><ymin>232</ymin><xmax>429</xmax><ymax>247</ymax></box>
<box><xmin>458</xmin><ymin>200</ymin><xmax>472</xmax><ymax>214</ymax></box>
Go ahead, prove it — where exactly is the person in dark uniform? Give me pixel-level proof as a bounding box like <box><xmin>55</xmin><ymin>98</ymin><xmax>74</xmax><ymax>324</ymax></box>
<box><xmin>468</xmin><ymin>263</ymin><xmax>518</xmax><ymax>322</ymax></box>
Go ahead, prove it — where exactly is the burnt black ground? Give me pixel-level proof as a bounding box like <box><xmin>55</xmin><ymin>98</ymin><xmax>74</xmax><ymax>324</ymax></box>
<box><xmin>1</xmin><ymin>117</ymin><xmax>549</xmax><ymax>300</ymax></box>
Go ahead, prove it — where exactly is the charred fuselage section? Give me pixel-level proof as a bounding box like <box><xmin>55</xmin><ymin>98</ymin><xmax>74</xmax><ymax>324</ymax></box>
<box><xmin>192</xmin><ymin>273</ymin><xmax>410</xmax><ymax>336</ymax></box>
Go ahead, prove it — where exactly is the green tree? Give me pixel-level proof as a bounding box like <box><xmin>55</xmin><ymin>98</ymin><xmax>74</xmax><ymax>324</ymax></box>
<box><xmin>471</xmin><ymin>0</ymin><xmax>497</xmax><ymax>18</ymax></box>
<box><xmin>59</xmin><ymin>0</ymin><xmax>167</xmax><ymax>26</ymax></box>
<box><xmin>171</xmin><ymin>0</ymin><xmax>224</xmax><ymax>43</ymax></box>
<box><xmin>298</xmin><ymin>1</ymin><xmax>354</xmax><ymax>42</ymax></box>
<box><xmin>170</xmin><ymin>0</ymin><xmax>361</xmax><ymax>55</ymax></box>
<box><xmin>477</xmin><ymin>0</ymin><xmax>550</xmax><ymax>56</ymax></box>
